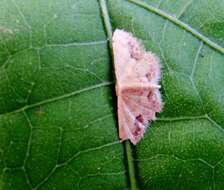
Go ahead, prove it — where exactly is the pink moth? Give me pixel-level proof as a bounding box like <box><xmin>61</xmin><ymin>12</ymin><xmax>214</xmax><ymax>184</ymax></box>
<box><xmin>112</xmin><ymin>29</ymin><xmax>163</xmax><ymax>145</ymax></box>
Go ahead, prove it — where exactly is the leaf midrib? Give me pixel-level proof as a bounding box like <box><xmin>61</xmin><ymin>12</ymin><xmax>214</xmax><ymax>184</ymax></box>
<box><xmin>98</xmin><ymin>1</ymin><xmax>138</xmax><ymax>190</ymax></box>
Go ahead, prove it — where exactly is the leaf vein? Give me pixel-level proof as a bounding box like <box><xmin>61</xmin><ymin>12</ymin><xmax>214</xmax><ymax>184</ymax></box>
<box><xmin>127</xmin><ymin>0</ymin><xmax>224</xmax><ymax>54</ymax></box>
<box><xmin>0</xmin><ymin>81</ymin><xmax>113</xmax><ymax>117</ymax></box>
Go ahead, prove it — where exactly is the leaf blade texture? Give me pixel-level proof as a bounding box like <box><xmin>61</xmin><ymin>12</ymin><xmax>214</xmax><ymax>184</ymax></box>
<box><xmin>0</xmin><ymin>0</ymin><xmax>224</xmax><ymax>189</ymax></box>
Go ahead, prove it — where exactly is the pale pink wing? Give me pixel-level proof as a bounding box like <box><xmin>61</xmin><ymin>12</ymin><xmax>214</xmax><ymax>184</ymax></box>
<box><xmin>112</xmin><ymin>29</ymin><xmax>161</xmax><ymax>84</ymax></box>
<box><xmin>118</xmin><ymin>87</ymin><xmax>162</xmax><ymax>144</ymax></box>
<box><xmin>113</xmin><ymin>29</ymin><xmax>162</xmax><ymax>145</ymax></box>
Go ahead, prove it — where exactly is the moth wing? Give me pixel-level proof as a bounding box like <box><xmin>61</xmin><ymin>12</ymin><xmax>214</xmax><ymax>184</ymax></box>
<box><xmin>123</xmin><ymin>87</ymin><xmax>162</xmax><ymax>113</ymax></box>
<box><xmin>112</xmin><ymin>29</ymin><xmax>161</xmax><ymax>84</ymax></box>
<box><xmin>113</xmin><ymin>29</ymin><xmax>162</xmax><ymax>144</ymax></box>
<box><xmin>118</xmin><ymin>87</ymin><xmax>162</xmax><ymax>144</ymax></box>
<box><xmin>118</xmin><ymin>95</ymin><xmax>145</xmax><ymax>145</ymax></box>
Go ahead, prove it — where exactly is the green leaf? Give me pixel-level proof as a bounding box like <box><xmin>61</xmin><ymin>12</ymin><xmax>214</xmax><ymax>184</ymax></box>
<box><xmin>142</xmin><ymin>0</ymin><xmax>224</xmax><ymax>47</ymax></box>
<box><xmin>0</xmin><ymin>0</ymin><xmax>224</xmax><ymax>189</ymax></box>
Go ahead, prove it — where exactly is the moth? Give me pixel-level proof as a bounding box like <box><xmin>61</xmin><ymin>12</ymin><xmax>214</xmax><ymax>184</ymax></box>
<box><xmin>112</xmin><ymin>29</ymin><xmax>162</xmax><ymax>145</ymax></box>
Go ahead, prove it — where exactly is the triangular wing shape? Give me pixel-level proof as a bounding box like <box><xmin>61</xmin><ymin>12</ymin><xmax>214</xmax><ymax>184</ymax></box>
<box><xmin>113</xmin><ymin>29</ymin><xmax>162</xmax><ymax>144</ymax></box>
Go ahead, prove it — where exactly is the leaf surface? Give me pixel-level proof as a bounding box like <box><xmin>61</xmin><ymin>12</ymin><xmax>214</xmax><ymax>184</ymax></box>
<box><xmin>1</xmin><ymin>0</ymin><xmax>224</xmax><ymax>189</ymax></box>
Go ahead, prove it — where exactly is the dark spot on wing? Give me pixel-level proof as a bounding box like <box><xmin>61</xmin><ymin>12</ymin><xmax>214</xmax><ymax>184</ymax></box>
<box><xmin>136</xmin><ymin>114</ymin><xmax>144</xmax><ymax>123</ymax></box>
<box><xmin>147</xmin><ymin>90</ymin><xmax>153</xmax><ymax>100</ymax></box>
<box><xmin>145</xmin><ymin>73</ymin><xmax>151</xmax><ymax>81</ymax></box>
